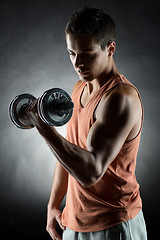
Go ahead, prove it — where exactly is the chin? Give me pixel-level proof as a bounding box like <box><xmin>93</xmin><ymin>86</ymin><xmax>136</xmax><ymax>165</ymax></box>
<box><xmin>80</xmin><ymin>75</ymin><xmax>94</xmax><ymax>82</ymax></box>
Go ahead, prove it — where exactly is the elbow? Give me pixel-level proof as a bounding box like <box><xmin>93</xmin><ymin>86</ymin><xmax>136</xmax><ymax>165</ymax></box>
<box><xmin>80</xmin><ymin>176</ymin><xmax>100</xmax><ymax>188</ymax></box>
<box><xmin>80</xmin><ymin>180</ymin><xmax>94</xmax><ymax>188</ymax></box>
<box><xmin>81</xmin><ymin>180</ymin><xmax>96</xmax><ymax>188</ymax></box>
<box><xmin>80</xmin><ymin>166</ymin><xmax>102</xmax><ymax>188</ymax></box>
<box><xmin>77</xmin><ymin>155</ymin><xmax>105</xmax><ymax>188</ymax></box>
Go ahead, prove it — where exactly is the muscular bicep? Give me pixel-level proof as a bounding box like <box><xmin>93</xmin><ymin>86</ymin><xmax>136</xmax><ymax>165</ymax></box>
<box><xmin>87</xmin><ymin>90</ymin><xmax>140</xmax><ymax>178</ymax></box>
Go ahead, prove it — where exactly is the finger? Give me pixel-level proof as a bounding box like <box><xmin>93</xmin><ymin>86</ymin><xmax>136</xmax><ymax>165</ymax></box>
<box><xmin>55</xmin><ymin>214</ymin><xmax>66</xmax><ymax>230</ymax></box>
<box><xmin>26</xmin><ymin>99</ymin><xmax>38</xmax><ymax>111</ymax></box>
<box><xmin>47</xmin><ymin>228</ymin><xmax>62</xmax><ymax>240</ymax></box>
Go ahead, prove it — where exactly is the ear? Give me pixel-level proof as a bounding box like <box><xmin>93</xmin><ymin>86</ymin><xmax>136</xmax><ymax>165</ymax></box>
<box><xmin>108</xmin><ymin>41</ymin><xmax>116</xmax><ymax>56</ymax></box>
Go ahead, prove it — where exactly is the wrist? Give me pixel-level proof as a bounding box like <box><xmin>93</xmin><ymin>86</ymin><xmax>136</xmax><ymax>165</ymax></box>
<box><xmin>36</xmin><ymin>123</ymin><xmax>56</xmax><ymax>139</ymax></box>
<box><xmin>47</xmin><ymin>200</ymin><xmax>60</xmax><ymax>210</ymax></box>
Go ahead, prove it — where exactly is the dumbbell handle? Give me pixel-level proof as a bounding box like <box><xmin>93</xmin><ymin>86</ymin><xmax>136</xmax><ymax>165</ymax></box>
<box><xmin>19</xmin><ymin>99</ymin><xmax>74</xmax><ymax>116</ymax></box>
<box><xmin>51</xmin><ymin>101</ymin><xmax>74</xmax><ymax>114</ymax></box>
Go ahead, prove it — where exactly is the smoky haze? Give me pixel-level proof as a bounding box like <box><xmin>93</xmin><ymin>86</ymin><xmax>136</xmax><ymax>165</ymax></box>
<box><xmin>0</xmin><ymin>0</ymin><xmax>159</xmax><ymax>239</ymax></box>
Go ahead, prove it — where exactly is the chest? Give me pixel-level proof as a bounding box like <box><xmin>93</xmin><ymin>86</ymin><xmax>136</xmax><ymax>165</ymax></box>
<box><xmin>80</xmin><ymin>87</ymin><xmax>97</xmax><ymax>108</ymax></box>
<box><xmin>80</xmin><ymin>86</ymin><xmax>111</xmax><ymax>121</ymax></box>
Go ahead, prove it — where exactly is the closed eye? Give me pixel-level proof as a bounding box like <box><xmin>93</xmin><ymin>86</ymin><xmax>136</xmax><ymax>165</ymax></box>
<box><xmin>67</xmin><ymin>51</ymin><xmax>76</xmax><ymax>57</ymax></box>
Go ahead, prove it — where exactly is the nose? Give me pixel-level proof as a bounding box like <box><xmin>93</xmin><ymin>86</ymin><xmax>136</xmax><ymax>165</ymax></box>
<box><xmin>74</xmin><ymin>55</ymin><xmax>84</xmax><ymax>69</ymax></box>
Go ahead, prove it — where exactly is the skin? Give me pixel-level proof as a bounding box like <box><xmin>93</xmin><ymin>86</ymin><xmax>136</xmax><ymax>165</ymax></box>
<box><xmin>26</xmin><ymin>34</ymin><xmax>142</xmax><ymax>240</ymax></box>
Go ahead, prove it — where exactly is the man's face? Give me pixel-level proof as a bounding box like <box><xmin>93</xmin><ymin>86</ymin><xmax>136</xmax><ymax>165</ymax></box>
<box><xmin>66</xmin><ymin>34</ymin><xmax>111</xmax><ymax>82</ymax></box>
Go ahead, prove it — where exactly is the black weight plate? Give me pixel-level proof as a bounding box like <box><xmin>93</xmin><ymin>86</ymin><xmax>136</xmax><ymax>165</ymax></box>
<box><xmin>9</xmin><ymin>93</ymin><xmax>36</xmax><ymax>129</ymax></box>
<box><xmin>38</xmin><ymin>88</ymin><xmax>74</xmax><ymax>126</ymax></box>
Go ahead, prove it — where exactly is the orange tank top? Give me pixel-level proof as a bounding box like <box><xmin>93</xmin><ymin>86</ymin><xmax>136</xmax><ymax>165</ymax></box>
<box><xmin>62</xmin><ymin>74</ymin><xmax>143</xmax><ymax>232</ymax></box>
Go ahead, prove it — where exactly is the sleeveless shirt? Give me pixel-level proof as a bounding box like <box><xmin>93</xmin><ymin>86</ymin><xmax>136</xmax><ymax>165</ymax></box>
<box><xmin>61</xmin><ymin>74</ymin><xmax>143</xmax><ymax>232</ymax></box>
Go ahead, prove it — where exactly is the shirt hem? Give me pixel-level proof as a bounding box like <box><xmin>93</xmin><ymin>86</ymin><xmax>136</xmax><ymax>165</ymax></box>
<box><xmin>62</xmin><ymin>208</ymin><xmax>142</xmax><ymax>233</ymax></box>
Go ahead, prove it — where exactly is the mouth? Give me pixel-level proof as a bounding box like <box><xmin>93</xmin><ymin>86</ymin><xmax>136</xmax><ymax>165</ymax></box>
<box><xmin>78</xmin><ymin>70</ymin><xmax>90</xmax><ymax>76</ymax></box>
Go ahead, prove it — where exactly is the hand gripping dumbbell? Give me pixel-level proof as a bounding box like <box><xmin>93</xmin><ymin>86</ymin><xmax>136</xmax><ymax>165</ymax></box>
<box><xmin>8</xmin><ymin>88</ymin><xmax>74</xmax><ymax>129</ymax></box>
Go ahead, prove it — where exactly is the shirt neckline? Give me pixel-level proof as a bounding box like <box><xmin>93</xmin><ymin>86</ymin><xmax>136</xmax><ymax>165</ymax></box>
<box><xmin>79</xmin><ymin>73</ymin><xmax>121</xmax><ymax>109</ymax></box>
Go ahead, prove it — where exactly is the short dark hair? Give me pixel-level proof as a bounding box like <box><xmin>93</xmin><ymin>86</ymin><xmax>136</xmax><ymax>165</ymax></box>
<box><xmin>65</xmin><ymin>7</ymin><xmax>116</xmax><ymax>50</ymax></box>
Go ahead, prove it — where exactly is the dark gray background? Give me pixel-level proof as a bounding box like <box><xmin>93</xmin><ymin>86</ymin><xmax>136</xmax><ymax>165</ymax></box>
<box><xmin>0</xmin><ymin>0</ymin><xmax>159</xmax><ymax>239</ymax></box>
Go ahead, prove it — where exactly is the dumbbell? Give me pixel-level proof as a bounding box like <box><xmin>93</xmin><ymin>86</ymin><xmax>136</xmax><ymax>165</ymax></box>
<box><xmin>8</xmin><ymin>88</ymin><xmax>74</xmax><ymax>129</ymax></box>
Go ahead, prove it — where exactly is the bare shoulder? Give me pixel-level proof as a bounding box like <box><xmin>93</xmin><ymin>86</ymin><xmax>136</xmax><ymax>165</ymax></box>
<box><xmin>109</xmin><ymin>84</ymin><xmax>140</xmax><ymax>106</ymax></box>
<box><xmin>71</xmin><ymin>80</ymin><xmax>82</xmax><ymax>96</ymax></box>
<box><xmin>113</xmin><ymin>84</ymin><xmax>139</xmax><ymax>97</ymax></box>
<box><xmin>96</xmin><ymin>84</ymin><xmax>141</xmax><ymax>122</ymax></box>
<box><xmin>103</xmin><ymin>83</ymin><xmax>140</xmax><ymax>108</ymax></box>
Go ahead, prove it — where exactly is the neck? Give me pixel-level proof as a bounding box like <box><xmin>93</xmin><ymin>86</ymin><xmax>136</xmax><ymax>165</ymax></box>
<box><xmin>86</xmin><ymin>58</ymin><xmax>119</xmax><ymax>95</ymax></box>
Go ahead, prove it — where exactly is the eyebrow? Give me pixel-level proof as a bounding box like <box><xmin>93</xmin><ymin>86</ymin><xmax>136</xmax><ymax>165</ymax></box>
<box><xmin>67</xmin><ymin>47</ymin><xmax>94</xmax><ymax>53</ymax></box>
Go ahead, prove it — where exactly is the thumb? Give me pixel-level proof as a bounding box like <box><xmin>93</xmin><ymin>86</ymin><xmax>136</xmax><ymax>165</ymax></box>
<box><xmin>55</xmin><ymin>211</ymin><xmax>66</xmax><ymax>231</ymax></box>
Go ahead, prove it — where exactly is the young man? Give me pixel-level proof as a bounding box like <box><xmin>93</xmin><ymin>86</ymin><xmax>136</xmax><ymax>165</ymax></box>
<box><xmin>26</xmin><ymin>7</ymin><xmax>147</xmax><ymax>240</ymax></box>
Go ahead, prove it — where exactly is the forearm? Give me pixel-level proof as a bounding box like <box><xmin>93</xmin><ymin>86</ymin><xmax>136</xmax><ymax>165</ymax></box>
<box><xmin>37</xmin><ymin>125</ymin><xmax>96</xmax><ymax>187</ymax></box>
<box><xmin>48</xmin><ymin>161</ymin><xmax>68</xmax><ymax>209</ymax></box>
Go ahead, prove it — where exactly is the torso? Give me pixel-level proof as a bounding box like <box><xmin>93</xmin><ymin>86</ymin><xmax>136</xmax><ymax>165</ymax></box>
<box><xmin>63</xmin><ymin>76</ymin><xmax>143</xmax><ymax>231</ymax></box>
